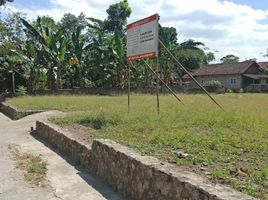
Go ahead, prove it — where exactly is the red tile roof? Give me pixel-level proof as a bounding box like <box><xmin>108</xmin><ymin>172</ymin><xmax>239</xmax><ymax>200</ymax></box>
<box><xmin>193</xmin><ymin>61</ymin><xmax>255</xmax><ymax>76</ymax></box>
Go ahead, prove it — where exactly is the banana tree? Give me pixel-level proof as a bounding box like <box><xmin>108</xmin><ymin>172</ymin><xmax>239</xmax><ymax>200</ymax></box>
<box><xmin>68</xmin><ymin>26</ymin><xmax>92</xmax><ymax>87</ymax></box>
<box><xmin>87</xmin><ymin>18</ymin><xmax>114</xmax><ymax>87</ymax></box>
<box><xmin>21</xmin><ymin>17</ymin><xmax>67</xmax><ymax>90</ymax></box>
<box><xmin>112</xmin><ymin>28</ymin><xmax>127</xmax><ymax>88</ymax></box>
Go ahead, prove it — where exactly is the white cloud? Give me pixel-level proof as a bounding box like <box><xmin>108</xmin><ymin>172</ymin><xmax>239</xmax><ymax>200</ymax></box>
<box><xmin>2</xmin><ymin>0</ymin><xmax>268</xmax><ymax>61</ymax></box>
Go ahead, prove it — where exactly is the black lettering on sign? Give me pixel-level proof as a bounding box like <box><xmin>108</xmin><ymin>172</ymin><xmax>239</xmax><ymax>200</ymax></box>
<box><xmin>140</xmin><ymin>38</ymin><xmax>153</xmax><ymax>43</ymax></box>
<box><xmin>140</xmin><ymin>30</ymin><xmax>153</xmax><ymax>36</ymax></box>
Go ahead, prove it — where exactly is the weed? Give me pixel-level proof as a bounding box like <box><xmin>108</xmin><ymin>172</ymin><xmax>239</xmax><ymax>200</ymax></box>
<box><xmin>9</xmin><ymin>145</ymin><xmax>47</xmax><ymax>187</ymax></box>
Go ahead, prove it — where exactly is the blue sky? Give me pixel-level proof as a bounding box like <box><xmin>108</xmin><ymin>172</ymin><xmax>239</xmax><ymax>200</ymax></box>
<box><xmin>225</xmin><ymin>0</ymin><xmax>268</xmax><ymax>10</ymax></box>
<box><xmin>9</xmin><ymin>0</ymin><xmax>268</xmax><ymax>11</ymax></box>
<box><xmin>2</xmin><ymin>0</ymin><xmax>268</xmax><ymax>62</ymax></box>
<box><xmin>12</xmin><ymin>0</ymin><xmax>54</xmax><ymax>10</ymax></box>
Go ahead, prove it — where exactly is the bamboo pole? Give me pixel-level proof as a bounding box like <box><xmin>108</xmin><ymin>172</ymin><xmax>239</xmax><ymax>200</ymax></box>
<box><xmin>141</xmin><ymin>59</ymin><xmax>184</xmax><ymax>105</ymax></box>
<box><xmin>156</xmin><ymin>57</ymin><xmax>160</xmax><ymax>114</ymax></box>
<box><xmin>158</xmin><ymin>39</ymin><xmax>224</xmax><ymax>111</ymax></box>
<box><xmin>128</xmin><ymin>62</ymin><xmax>131</xmax><ymax>113</ymax></box>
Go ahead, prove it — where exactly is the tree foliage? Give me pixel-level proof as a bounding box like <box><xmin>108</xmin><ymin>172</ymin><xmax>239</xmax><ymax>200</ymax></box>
<box><xmin>220</xmin><ymin>54</ymin><xmax>239</xmax><ymax>64</ymax></box>
<box><xmin>0</xmin><ymin>0</ymin><xmax>216</xmax><ymax>93</ymax></box>
<box><xmin>104</xmin><ymin>0</ymin><xmax>131</xmax><ymax>33</ymax></box>
<box><xmin>0</xmin><ymin>0</ymin><xmax>13</xmax><ymax>6</ymax></box>
<box><xmin>59</xmin><ymin>13</ymin><xmax>87</xmax><ymax>37</ymax></box>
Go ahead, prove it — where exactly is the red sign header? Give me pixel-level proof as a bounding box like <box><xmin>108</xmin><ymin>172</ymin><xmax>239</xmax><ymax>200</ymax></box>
<box><xmin>127</xmin><ymin>14</ymin><xmax>159</xmax><ymax>30</ymax></box>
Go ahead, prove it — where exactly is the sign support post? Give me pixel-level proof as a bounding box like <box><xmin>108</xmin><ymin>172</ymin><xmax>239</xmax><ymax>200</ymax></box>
<box><xmin>141</xmin><ymin>59</ymin><xmax>183</xmax><ymax>104</ymax></box>
<box><xmin>126</xmin><ymin>14</ymin><xmax>223</xmax><ymax>113</ymax></box>
<box><xmin>127</xmin><ymin>14</ymin><xmax>160</xmax><ymax>114</ymax></box>
<box><xmin>156</xmin><ymin>57</ymin><xmax>160</xmax><ymax>114</ymax></box>
<box><xmin>158</xmin><ymin>39</ymin><xmax>224</xmax><ymax>111</ymax></box>
<box><xmin>128</xmin><ymin>62</ymin><xmax>131</xmax><ymax>113</ymax></box>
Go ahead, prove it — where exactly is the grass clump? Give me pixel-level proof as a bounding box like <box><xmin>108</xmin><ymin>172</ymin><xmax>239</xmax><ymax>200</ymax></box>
<box><xmin>27</xmin><ymin>156</ymin><xmax>47</xmax><ymax>175</ymax></box>
<box><xmin>7</xmin><ymin>94</ymin><xmax>268</xmax><ymax>198</ymax></box>
<box><xmin>9</xmin><ymin>145</ymin><xmax>47</xmax><ymax>187</ymax></box>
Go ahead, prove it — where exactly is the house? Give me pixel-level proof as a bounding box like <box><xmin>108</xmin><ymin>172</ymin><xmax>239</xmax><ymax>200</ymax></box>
<box><xmin>258</xmin><ymin>62</ymin><xmax>268</xmax><ymax>71</ymax></box>
<box><xmin>183</xmin><ymin>61</ymin><xmax>268</xmax><ymax>91</ymax></box>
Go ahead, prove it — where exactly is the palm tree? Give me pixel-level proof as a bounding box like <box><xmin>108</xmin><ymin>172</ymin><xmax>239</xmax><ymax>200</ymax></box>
<box><xmin>179</xmin><ymin>39</ymin><xmax>205</xmax><ymax>50</ymax></box>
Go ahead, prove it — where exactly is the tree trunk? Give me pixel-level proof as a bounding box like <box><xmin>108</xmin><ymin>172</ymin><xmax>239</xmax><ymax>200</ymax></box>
<box><xmin>47</xmin><ymin>67</ymin><xmax>56</xmax><ymax>91</ymax></box>
<box><xmin>57</xmin><ymin>68</ymin><xmax>62</xmax><ymax>89</ymax></box>
<box><xmin>27</xmin><ymin>69</ymin><xmax>36</xmax><ymax>94</ymax></box>
<box><xmin>11</xmin><ymin>71</ymin><xmax>15</xmax><ymax>93</ymax></box>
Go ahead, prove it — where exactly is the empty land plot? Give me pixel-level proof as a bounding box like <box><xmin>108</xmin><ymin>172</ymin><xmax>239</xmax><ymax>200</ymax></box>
<box><xmin>7</xmin><ymin>94</ymin><xmax>268</xmax><ymax>199</ymax></box>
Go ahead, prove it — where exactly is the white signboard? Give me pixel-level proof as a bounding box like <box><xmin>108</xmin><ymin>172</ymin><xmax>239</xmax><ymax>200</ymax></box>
<box><xmin>127</xmin><ymin>14</ymin><xmax>159</xmax><ymax>61</ymax></box>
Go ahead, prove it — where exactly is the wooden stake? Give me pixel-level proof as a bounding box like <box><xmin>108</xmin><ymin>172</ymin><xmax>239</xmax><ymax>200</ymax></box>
<box><xmin>128</xmin><ymin>62</ymin><xmax>131</xmax><ymax>113</ymax></box>
<box><xmin>142</xmin><ymin>59</ymin><xmax>184</xmax><ymax>105</ymax></box>
<box><xmin>158</xmin><ymin>39</ymin><xmax>224</xmax><ymax>111</ymax></box>
<box><xmin>156</xmin><ymin>57</ymin><xmax>160</xmax><ymax>114</ymax></box>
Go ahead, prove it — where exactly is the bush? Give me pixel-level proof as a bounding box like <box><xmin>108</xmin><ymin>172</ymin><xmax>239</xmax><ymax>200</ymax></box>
<box><xmin>84</xmin><ymin>79</ymin><xmax>95</xmax><ymax>88</ymax></box>
<box><xmin>16</xmin><ymin>85</ymin><xmax>27</xmax><ymax>96</ymax></box>
<box><xmin>226</xmin><ymin>88</ymin><xmax>233</xmax><ymax>93</ymax></box>
<box><xmin>203</xmin><ymin>80</ymin><xmax>222</xmax><ymax>92</ymax></box>
<box><xmin>239</xmin><ymin>88</ymin><xmax>244</xmax><ymax>93</ymax></box>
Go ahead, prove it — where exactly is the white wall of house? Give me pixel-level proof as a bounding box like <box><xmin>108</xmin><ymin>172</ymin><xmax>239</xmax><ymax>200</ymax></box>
<box><xmin>196</xmin><ymin>75</ymin><xmax>242</xmax><ymax>90</ymax></box>
<box><xmin>260</xmin><ymin>78</ymin><xmax>267</xmax><ymax>84</ymax></box>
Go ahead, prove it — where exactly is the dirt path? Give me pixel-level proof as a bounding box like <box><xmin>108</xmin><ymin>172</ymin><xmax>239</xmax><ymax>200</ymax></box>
<box><xmin>0</xmin><ymin>111</ymin><xmax>123</xmax><ymax>200</ymax></box>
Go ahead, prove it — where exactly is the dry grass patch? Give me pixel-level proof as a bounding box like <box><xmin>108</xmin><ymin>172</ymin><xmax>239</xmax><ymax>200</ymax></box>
<box><xmin>9</xmin><ymin>145</ymin><xmax>47</xmax><ymax>187</ymax></box>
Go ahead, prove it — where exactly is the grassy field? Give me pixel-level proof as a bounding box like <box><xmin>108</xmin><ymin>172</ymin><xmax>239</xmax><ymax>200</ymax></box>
<box><xmin>7</xmin><ymin>94</ymin><xmax>268</xmax><ymax>199</ymax></box>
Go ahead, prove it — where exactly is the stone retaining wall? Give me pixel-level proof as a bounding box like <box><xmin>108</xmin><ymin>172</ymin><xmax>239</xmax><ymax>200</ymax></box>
<box><xmin>35</xmin><ymin>121</ymin><xmax>92</xmax><ymax>169</ymax></box>
<box><xmin>36</xmin><ymin>120</ymin><xmax>256</xmax><ymax>200</ymax></box>
<box><xmin>0</xmin><ymin>102</ymin><xmax>43</xmax><ymax>120</ymax></box>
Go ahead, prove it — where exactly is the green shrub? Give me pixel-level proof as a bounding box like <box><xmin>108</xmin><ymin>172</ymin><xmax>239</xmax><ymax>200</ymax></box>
<box><xmin>203</xmin><ymin>80</ymin><xmax>222</xmax><ymax>92</ymax></box>
<box><xmin>226</xmin><ymin>88</ymin><xmax>233</xmax><ymax>93</ymax></box>
<box><xmin>16</xmin><ymin>85</ymin><xmax>27</xmax><ymax>96</ymax></box>
<box><xmin>84</xmin><ymin>79</ymin><xmax>95</xmax><ymax>88</ymax></box>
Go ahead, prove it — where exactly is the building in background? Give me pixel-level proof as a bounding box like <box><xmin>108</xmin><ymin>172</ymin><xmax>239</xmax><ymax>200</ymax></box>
<box><xmin>183</xmin><ymin>61</ymin><xmax>268</xmax><ymax>92</ymax></box>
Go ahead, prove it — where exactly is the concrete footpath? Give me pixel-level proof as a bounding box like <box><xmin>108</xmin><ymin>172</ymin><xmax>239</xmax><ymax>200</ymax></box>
<box><xmin>0</xmin><ymin>111</ymin><xmax>123</xmax><ymax>200</ymax></box>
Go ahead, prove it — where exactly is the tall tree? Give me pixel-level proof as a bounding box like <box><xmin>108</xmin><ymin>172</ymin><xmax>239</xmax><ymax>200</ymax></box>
<box><xmin>0</xmin><ymin>12</ymin><xmax>27</xmax><ymax>92</ymax></box>
<box><xmin>59</xmin><ymin>13</ymin><xmax>87</xmax><ymax>37</ymax></box>
<box><xmin>32</xmin><ymin>16</ymin><xmax>59</xmax><ymax>32</ymax></box>
<box><xmin>68</xmin><ymin>26</ymin><xmax>93</xmax><ymax>88</ymax></box>
<box><xmin>0</xmin><ymin>0</ymin><xmax>13</xmax><ymax>6</ymax></box>
<box><xmin>180</xmin><ymin>39</ymin><xmax>204</xmax><ymax>50</ymax></box>
<box><xmin>104</xmin><ymin>0</ymin><xmax>131</xmax><ymax>33</ymax></box>
<box><xmin>3</xmin><ymin>12</ymin><xmax>25</xmax><ymax>43</ymax></box>
<box><xmin>104</xmin><ymin>0</ymin><xmax>132</xmax><ymax>88</ymax></box>
<box><xmin>176</xmin><ymin>39</ymin><xmax>215</xmax><ymax>72</ymax></box>
<box><xmin>21</xmin><ymin>17</ymin><xmax>67</xmax><ymax>90</ymax></box>
<box><xmin>158</xmin><ymin>26</ymin><xmax>179</xmax><ymax>85</ymax></box>
<box><xmin>220</xmin><ymin>54</ymin><xmax>239</xmax><ymax>63</ymax></box>
<box><xmin>154</xmin><ymin>27</ymin><xmax>215</xmax><ymax>86</ymax></box>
